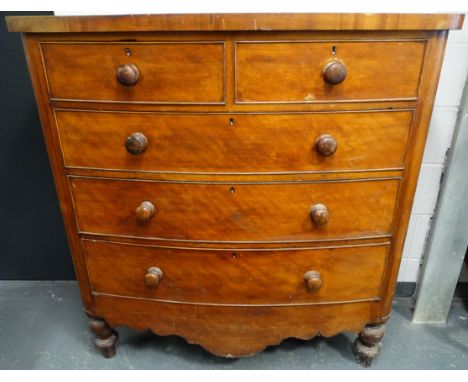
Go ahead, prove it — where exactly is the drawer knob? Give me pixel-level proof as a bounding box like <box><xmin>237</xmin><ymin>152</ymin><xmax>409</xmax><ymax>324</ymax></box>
<box><xmin>145</xmin><ymin>267</ymin><xmax>163</xmax><ymax>288</ymax></box>
<box><xmin>116</xmin><ymin>64</ymin><xmax>140</xmax><ymax>86</ymax></box>
<box><xmin>304</xmin><ymin>271</ymin><xmax>322</xmax><ymax>292</ymax></box>
<box><xmin>323</xmin><ymin>60</ymin><xmax>347</xmax><ymax>85</ymax></box>
<box><xmin>316</xmin><ymin>134</ymin><xmax>337</xmax><ymax>156</ymax></box>
<box><xmin>135</xmin><ymin>201</ymin><xmax>155</xmax><ymax>222</ymax></box>
<box><xmin>125</xmin><ymin>132</ymin><xmax>148</xmax><ymax>154</ymax></box>
<box><xmin>310</xmin><ymin>203</ymin><xmax>329</xmax><ymax>226</ymax></box>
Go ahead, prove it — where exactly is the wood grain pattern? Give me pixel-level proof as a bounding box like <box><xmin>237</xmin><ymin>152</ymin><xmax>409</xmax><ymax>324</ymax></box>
<box><xmin>94</xmin><ymin>294</ymin><xmax>380</xmax><ymax>357</ymax></box>
<box><xmin>8</xmin><ymin>13</ymin><xmax>462</xmax><ymax>360</ymax></box>
<box><xmin>65</xmin><ymin>167</ymin><xmax>404</xmax><ymax>184</ymax></box>
<box><xmin>51</xmin><ymin>98</ymin><xmax>419</xmax><ymax>114</ymax></box>
<box><xmin>19</xmin><ymin>35</ymin><xmax>95</xmax><ymax>310</ymax></box>
<box><xmin>70</xmin><ymin>177</ymin><xmax>400</xmax><ymax>242</ymax></box>
<box><xmin>235</xmin><ymin>40</ymin><xmax>426</xmax><ymax>103</ymax></box>
<box><xmin>84</xmin><ymin>239</ymin><xmax>388</xmax><ymax>305</ymax></box>
<box><xmin>6</xmin><ymin>13</ymin><xmax>464</xmax><ymax>33</ymax></box>
<box><xmin>55</xmin><ymin>110</ymin><xmax>413</xmax><ymax>174</ymax></box>
<box><xmin>41</xmin><ymin>42</ymin><xmax>226</xmax><ymax>104</ymax></box>
<box><xmin>80</xmin><ymin>236</ymin><xmax>391</xmax><ymax>251</ymax></box>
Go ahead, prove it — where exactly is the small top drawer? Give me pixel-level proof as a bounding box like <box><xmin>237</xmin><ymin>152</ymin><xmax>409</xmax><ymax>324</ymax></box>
<box><xmin>235</xmin><ymin>40</ymin><xmax>426</xmax><ymax>103</ymax></box>
<box><xmin>40</xmin><ymin>42</ymin><xmax>226</xmax><ymax>104</ymax></box>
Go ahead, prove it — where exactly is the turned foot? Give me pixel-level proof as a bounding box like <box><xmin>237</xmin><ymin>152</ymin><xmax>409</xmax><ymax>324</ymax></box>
<box><xmin>88</xmin><ymin>316</ymin><xmax>118</xmax><ymax>358</ymax></box>
<box><xmin>353</xmin><ymin>324</ymin><xmax>385</xmax><ymax>367</ymax></box>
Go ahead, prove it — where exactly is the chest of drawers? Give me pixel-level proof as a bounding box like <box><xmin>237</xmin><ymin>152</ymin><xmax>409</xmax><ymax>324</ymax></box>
<box><xmin>7</xmin><ymin>13</ymin><xmax>464</xmax><ymax>366</ymax></box>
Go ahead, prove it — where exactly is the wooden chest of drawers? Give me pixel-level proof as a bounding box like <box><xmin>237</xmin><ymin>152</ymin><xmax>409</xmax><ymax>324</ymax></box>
<box><xmin>7</xmin><ymin>13</ymin><xmax>464</xmax><ymax>366</ymax></box>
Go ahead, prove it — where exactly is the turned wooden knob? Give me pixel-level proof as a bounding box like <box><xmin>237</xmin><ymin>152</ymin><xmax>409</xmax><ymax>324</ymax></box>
<box><xmin>310</xmin><ymin>203</ymin><xmax>329</xmax><ymax>226</ymax></box>
<box><xmin>135</xmin><ymin>201</ymin><xmax>155</xmax><ymax>222</ymax></box>
<box><xmin>323</xmin><ymin>60</ymin><xmax>347</xmax><ymax>85</ymax></box>
<box><xmin>144</xmin><ymin>267</ymin><xmax>163</xmax><ymax>288</ymax></box>
<box><xmin>125</xmin><ymin>132</ymin><xmax>148</xmax><ymax>154</ymax></box>
<box><xmin>304</xmin><ymin>271</ymin><xmax>322</xmax><ymax>292</ymax></box>
<box><xmin>315</xmin><ymin>134</ymin><xmax>337</xmax><ymax>156</ymax></box>
<box><xmin>116</xmin><ymin>64</ymin><xmax>140</xmax><ymax>86</ymax></box>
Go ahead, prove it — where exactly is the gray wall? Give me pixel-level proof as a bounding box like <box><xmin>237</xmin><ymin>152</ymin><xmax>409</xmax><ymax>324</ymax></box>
<box><xmin>0</xmin><ymin>11</ymin><xmax>75</xmax><ymax>280</ymax></box>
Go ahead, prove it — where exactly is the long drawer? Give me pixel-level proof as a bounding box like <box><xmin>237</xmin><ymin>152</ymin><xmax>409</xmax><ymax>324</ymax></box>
<box><xmin>236</xmin><ymin>40</ymin><xmax>426</xmax><ymax>103</ymax></box>
<box><xmin>56</xmin><ymin>110</ymin><xmax>413</xmax><ymax>173</ymax></box>
<box><xmin>70</xmin><ymin>177</ymin><xmax>400</xmax><ymax>242</ymax></box>
<box><xmin>41</xmin><ymin>42</ymin><xmax>226</xmax><ymax>104</ymax></box>
<box><xmin>84</xmin><ymin>240</ymin><xmax>388</xmax><ymax>305</ymax></box>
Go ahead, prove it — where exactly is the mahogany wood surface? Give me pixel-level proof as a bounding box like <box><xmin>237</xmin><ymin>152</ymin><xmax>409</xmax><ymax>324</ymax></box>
<box><xmin>41</xmin><ymin>42</ymin><xmax>226</xmax><ymax>104</ymax></box>
<box><xmin>55</xmin><ymin>110</ymin><xmax>413</xmax><ymax>174</ymax></box>
<box><xmin>6</xmin><ymin>13</ymin><xmax>464</xmax><ymax>33</ymax></box>
<box><xmin>235</xmin><ymin>40</ymin><xmax>425</xmax><ymax>103</ymax></box>
<box><xmin>84</xmin><ymin>239</ymin><xmax>388</xmax><ymax>305</ymax></box>
<box><xmin>69</xmin><ymin>177</ymin><xmax>400</xmax><ymax>243</ymax></box>
<box><xmin>66</xmin><ymin>168</ymin><xmax>404</xmax><ymax>184</ymax></box>
<box><xmin>9</xmin><ymin>12</ymin><xmax>463</xmax><ymax>361</ymax></box>
<box><xmin>93</xmin><ymin>295</ymin><xmax>380</xmax><ymax>357</ymax></box>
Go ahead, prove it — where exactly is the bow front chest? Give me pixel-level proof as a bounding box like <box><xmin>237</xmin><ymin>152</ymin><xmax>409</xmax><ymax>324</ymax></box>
<box><xmin>7</xmin><ymin>13</ymin><xmax>464</xmax><ymax>366</ymax></box>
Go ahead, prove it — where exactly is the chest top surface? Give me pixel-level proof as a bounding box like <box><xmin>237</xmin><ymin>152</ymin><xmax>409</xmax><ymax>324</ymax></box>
<box><xmin>6</xmin><ymin>13</ymin><xmax>464</xmax><ymax>33</ymax></box>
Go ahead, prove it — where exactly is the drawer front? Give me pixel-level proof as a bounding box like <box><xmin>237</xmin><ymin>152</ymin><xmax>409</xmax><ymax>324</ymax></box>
<box><xmin>236</xmin><ymin>41</ymin><xmax>426</xmax><ymax>103</ymax></box>
<box><xmin>41</xmin><ymin>42</ymin><xmax>225</xmax><ymax>103</ymax></box>
<box><xmin>70</xmin><ymin>177</ymin><xmax>400</xmax><ymax>242</ymax></box>
<box><xmin>56</xmin><ymin>110</ymin><xmax>412</xmax><ymax>173</ymax></box>
<box><xmin>84</xmin><ymin>240</ymin><xmax>388</xmax><ymax>304</ymax></box>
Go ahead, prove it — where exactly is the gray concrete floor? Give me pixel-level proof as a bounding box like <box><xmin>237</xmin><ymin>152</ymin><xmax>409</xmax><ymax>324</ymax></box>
<box><xmin>0</xmin><ymin>281</ymin><xmax>467</xmax><ymax>369</ymax></box>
